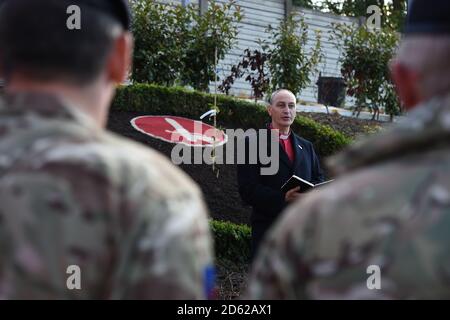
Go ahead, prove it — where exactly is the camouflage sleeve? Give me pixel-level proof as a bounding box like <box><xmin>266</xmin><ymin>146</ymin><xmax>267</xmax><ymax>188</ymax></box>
<box><xmin>0</xmin><ymin>140</ymin><xmax>213</xmax><ymax>300</ymax></box>
<box><xmin>245</xmin><ymin>200</ymin><xmax>315</xmax><ymax>300</ymax></box>
<box><xmin>247</xmin><ymin>167</ymin><xmax>450</xmax><ymax>300</ymax></box>
<box><xmin>111</xmin><ymin>149</ymin><xmax>214</xmax><ymax>300</ymax></box>
<box><xmin>246</xmin><ymin>185</ymin><xmax>384</xmax><ymax>300</ymax></box>
<box><xmin>0</xmin><ymin>157</ymin><xmax>125</xmax><ymax>299</ymax></box>
<box><xmin>116</xmin><ymin>184</ymin><xmax>214</xmax><ymax>300</ymax></box>
<box><xmin>246</xmin><ymin>182</ymin><xmax>379</xmax><ymax>300</ymax></box>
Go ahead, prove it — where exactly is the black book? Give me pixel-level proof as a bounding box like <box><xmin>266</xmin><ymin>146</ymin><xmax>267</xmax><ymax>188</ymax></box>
<box><xmin>281</xmin><ymin>175</ymin><xmax>333</xmax><ymax>193</ymax></box>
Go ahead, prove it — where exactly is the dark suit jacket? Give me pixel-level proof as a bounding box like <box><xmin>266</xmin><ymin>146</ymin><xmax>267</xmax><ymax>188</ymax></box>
<box><xmin>237</xmin><ymin>128</ymin><xmax>325</xmax><ymax>257</ymax></box>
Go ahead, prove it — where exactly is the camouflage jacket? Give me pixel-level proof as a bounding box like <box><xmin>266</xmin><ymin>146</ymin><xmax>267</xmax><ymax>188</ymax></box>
<box><xmin>247</xmin><ymin>94</ymin><xmax>450</xmax><ymax>299</ymax></box>
<box><xmin>0</xmin><ymin>92</ymin><xmax>213</xmax><ymax>299</ymax></box>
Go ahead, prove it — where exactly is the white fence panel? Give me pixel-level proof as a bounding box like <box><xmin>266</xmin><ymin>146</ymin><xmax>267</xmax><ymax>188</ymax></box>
<box><xmin>136</xmin><ymin>1</ymin><xmax>359</xmax><ymax>106</ymax></box>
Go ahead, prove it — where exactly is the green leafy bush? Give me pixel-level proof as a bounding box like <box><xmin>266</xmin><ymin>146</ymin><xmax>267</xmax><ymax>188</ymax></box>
<box><xmin>112</xmin><ymin>84</ymin><xmax>351</xmax><ymax>157</ymax></box>
<box><xmin>330</xmin><ymin>23</ymin><xmax>401</xmax><ymax>120</ymax></box>
<box><xmin>180</xmin><ymin>0</ymin><xmax>243</xmax><ymax>91</ymax></box>
<box><xmin>221</xmin><ymin>13</ymin><xmax>322</xmax><ymax>100</ymax></box>
<box><xmin>130</xmin><ymin>0</ymin><xmax>242</xmax><ymax>91</ymax></box>
<box><xmin>264</xmin><ymin>13</ymin><xmax>322</xmax><ymax>97</ymax></box>
<box><xmin>210</xmin><ymin>220</ymin><xmax>251</xmax><ymax>264</ymax></box>
<box><xmin>131</xmin><ymin>1</ymin><xmax>189</xmax><ymax>85</ymax></box>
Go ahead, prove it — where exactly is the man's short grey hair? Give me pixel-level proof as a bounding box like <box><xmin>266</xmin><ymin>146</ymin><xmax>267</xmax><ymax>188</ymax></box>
<box><xmin>395</xmin><ymin>36</ymin><xmax>450</xmax><ymax>100</ymax></box>
<box><xmin>269</xmin><ymin>89</ymin><xmax>297</xmax><ymax>105</ymax></box>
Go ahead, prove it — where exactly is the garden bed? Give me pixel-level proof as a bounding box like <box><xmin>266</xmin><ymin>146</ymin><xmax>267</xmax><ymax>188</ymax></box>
<box><xmin>297</xmin><ymin>111</ymin><xmax>389</xmax><ymax>140</ymax></box>
<box><xmin>107</xmin><ymin>110</ymin><xmax>386</xmax><ymax>225</ymax></box>
<box><xmin>107</xmin><ymin>109</ymin><xmax>386</xmax><ymax>300</ymax></box>
<box><xmin>107</xmin><ymin>111</ymin><xmax>253</xmax><ymax>225</ymax></box>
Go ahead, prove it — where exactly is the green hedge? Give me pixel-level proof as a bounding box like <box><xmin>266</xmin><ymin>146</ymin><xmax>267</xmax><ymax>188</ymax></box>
<box><xmin>210</xmin><ymin>220</ymin><xmax>251</xmax><ymax>264</ymax></box>
<box><xmin>112</xmin><ymin>84</ymin><xmax>351</xmax><ymax>157</ymax></box>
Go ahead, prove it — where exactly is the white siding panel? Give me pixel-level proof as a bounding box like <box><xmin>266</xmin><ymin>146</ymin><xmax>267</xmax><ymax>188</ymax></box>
<box><xmin>149</xmin><ymin>1</ymin><xmax>358</xmax><ymax>106</ymax></box>
<box><xmin>208</xmin><ymin>3</ymin><xmax>358</xmax><ymax>107</ymax></box>
<box><xmin>210</xmin><ymin>0</ymin><xmax>285</xmax><ymax>98</ymax></box>
<box><xmin>296</xmin><ymin>8</ymin><xmax>357</xmax><ymax>105</ymax></box>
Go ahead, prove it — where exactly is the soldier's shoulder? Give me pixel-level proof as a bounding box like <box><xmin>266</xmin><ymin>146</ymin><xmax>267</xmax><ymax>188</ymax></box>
<box><xmin>262</xmin><ymin>155</ymin><xmax>450</xmax><ymax>299</ymax></box>
<box><xmin>274</xmin><ymin>155</ymin><xmax>450</xmax><ymax>250</ymax></box>
<box><xmin>36</xmin><ymin>129</ymin><xmax>201</xmax><ymax>200</ymax></box>
<box><xmin>105</xmin><ymin>131</ymin><xmax>201</xmax><ymax>196</ymax></box>
<box><xmin>287</xmin><ymin>160</ymin><xmax>427</xmax><ymax>218</ymax></box>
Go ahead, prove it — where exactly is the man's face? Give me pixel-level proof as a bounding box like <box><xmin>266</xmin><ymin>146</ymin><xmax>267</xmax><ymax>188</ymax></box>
<box><xmin>268</xmin><ymin>91</ymin><xmax>297</xmax><ymax>128</ymax></box>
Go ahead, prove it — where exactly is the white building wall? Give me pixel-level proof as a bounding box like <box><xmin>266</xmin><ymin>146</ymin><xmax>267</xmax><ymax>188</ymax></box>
<box><xmin>213</xmin><ymin>0</ymin><xmax>286</xmax><ymax>98</ymax></box>
<box><xmin>145</xmin><ymin>0</ymin><xmax>359</xmax><ymax>106</ymax></box>
<box><xmin>294</xmin><ymin>7</ymin><xmax>358</xmax><ymax>105</ymax></box>
<box><xmin>212</xmin><ymin>2</ymin><xmax>358</xmax><ymax>105</ymax></box>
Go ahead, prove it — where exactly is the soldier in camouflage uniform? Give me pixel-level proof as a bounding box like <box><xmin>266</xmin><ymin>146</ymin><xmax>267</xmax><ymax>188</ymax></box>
<box><xmin>0</xmin><ymin>0</ymin><xmax>213</xmax><ymax>299</ymax></box>
<box><xmin>247</xmin><ymin>0</ymin><xmax>450</xmax><ymax>299</ymax></box>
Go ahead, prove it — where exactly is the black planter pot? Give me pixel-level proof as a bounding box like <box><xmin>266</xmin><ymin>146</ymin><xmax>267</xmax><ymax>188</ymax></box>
<box><xmin>316</xmin><ymin>76</ymin><xmax>346</xmax><ymax>108</ymax></box>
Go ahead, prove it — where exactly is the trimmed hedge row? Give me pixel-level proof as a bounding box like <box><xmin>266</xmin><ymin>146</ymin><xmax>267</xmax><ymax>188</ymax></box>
<box><xmin>112</xmin><ymin>84</ymin><xmax>351</xmax><ymax>157</ymax></box>
<box><xmin>210</xmin><ymin>220</ymin><xmax>251</xmax><ymax>264</ymax></box>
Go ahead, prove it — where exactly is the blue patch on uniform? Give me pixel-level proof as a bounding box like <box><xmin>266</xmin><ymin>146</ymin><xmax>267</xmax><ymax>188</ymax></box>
<box><xmin>203</xmin><ymin>265</ymin><xmax>216</xmax><ymax>300</ymax></box>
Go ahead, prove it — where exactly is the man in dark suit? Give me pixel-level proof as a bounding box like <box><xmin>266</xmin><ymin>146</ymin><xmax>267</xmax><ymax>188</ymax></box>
<box><xmin>237</xmin><ymin>89</ymin><xmax>325</xmax><ymax>260</ymax></box>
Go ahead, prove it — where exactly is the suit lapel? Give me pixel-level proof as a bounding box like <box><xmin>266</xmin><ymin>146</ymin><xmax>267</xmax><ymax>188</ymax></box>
<box><xmin>279</xmin><ymin>143</ymin><xmax>292</xmax><ymax>169</ymax></box>
<box><xmin>292</xmin><ymin>134</ymin><xmax>305</xmax><ymax>174</ymax></box>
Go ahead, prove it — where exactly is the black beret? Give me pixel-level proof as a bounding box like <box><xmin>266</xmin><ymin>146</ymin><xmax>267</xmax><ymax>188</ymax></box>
<box><xmin>76</xmin><ymin>0</ymin><xmax>131</xmax><ymax>31</ymax></box>
<box><xmin>404</xmin><ymin>0</ymin><xmax>450</xmax><ymax>35</ymax></box>
<box><xmin>0</xmin><ymin>0</ymin><xmax>131</xmax><ymax>30</ymax></box>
